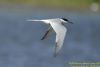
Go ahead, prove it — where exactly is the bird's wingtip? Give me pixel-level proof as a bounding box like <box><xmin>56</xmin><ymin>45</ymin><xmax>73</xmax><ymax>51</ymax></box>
<box><xmin>41</xmin><ymin>38</ymin><xmax>44</xmax><ymax>40</ymax></box>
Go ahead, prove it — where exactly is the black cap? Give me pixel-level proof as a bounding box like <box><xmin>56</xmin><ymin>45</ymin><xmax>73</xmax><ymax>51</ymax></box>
<box><xmin>61</xmin><ymin>18</ymin><xmax>69</xmax><ymax>22</ymax></box>
<box><xmin>61</xmin><ymin>18</ymin><xmax>73</xmax><ymax>24</ymax></box>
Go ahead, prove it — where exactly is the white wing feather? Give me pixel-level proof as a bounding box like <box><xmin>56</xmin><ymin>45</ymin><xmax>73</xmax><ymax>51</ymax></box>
<box><xmin>50</xmin><ymin>22</ymin><xmax>67</xmax><ymax>56</ymax></box>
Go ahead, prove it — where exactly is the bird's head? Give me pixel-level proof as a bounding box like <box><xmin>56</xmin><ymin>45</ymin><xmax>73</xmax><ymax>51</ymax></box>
<box><xmin>61</xmin><ymin>18</ymin><xmax>73</xmax><ymax>24</ymax></box>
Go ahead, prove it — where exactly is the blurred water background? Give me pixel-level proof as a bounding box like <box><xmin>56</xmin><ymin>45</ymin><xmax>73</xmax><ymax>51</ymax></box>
<box><xmin>0</xmin><ymin>0</ymin><xmax>100</xmax><ymax>67</ymax></box>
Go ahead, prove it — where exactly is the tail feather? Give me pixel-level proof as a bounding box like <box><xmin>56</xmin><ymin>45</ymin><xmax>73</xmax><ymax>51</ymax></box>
<box><xmin>27</xmin><ymin>19</ymin><xmax>41</xmax><ymax>21</ymax></box>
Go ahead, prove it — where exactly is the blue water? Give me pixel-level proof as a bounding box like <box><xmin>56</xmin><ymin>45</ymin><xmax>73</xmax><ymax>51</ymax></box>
<box><xmin>0</xmin><ymin>6</ymin><xmax>100</xmax><ymax>67</ymax></box>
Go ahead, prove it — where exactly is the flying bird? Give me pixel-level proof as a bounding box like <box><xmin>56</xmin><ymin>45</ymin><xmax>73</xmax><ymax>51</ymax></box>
<box><xmin>27</xmin><ymin>18</ymin><xmax>73</xmax><ymax>57</ymax></box>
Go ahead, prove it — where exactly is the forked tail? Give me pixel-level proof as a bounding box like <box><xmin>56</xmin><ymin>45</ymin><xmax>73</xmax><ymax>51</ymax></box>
<box><xmin>26</xmin><ymin>19</ymin><xmax>41</xmax><ymax>22</ymax></box>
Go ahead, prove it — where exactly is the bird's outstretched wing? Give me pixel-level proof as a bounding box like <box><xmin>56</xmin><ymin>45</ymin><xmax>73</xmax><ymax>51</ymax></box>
<box><xmin>50</xmin><ymin>22</ymin><xmax>67</xmax><ymax>57</ymax></box>
<box><xmin>41</xmin><ymin>26</ymin><xmax>53</xmax><ymax>40</ymax></box>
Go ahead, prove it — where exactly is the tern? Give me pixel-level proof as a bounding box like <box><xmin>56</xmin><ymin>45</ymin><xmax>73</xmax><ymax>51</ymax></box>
<box><xmin>27</xmin><ymin>18</ymin><xmax>73</xmax><ymax>57</ymax></box>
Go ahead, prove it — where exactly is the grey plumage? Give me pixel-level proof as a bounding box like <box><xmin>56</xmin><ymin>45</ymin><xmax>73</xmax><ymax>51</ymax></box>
<box><xmin>41</xmin><ymin>26</ymin><xmax>53</xmax><ymax>40</ymax></box>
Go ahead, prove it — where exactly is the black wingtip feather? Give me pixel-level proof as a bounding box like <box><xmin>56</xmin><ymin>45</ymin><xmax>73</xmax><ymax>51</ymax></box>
<box><xmin>41</xmin><ymin>37</ymin><xmax>45</xmax><ymax>40</ymax></box>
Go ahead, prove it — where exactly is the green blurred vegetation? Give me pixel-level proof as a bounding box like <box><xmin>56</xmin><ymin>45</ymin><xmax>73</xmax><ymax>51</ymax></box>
<box><xmin>0</xmin><ymin>0</ymin><xmax>100</xmax><ymax>8</ymax></box>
